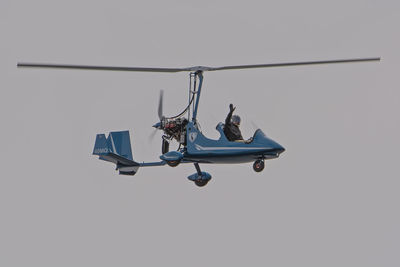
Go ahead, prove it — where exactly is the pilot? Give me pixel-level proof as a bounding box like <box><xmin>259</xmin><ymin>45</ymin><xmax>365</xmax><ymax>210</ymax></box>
<box><xmin>224</xmin><ymin>104</ymin><xmax>244</xmax><ymax>142</ymax></box>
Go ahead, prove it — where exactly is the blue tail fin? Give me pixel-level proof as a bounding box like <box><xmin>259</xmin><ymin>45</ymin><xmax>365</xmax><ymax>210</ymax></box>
<box><xmin>93</xmin><ymin>134</ymin><xmax>110</xmax><ymax>155</ymax></box>
<box><xmin>93</xmin><ymin>131</ymin><xmax>139</xmax><ymax>175</ymax></box>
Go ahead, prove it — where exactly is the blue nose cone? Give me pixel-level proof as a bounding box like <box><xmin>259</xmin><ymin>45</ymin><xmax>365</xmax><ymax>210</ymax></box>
<box><xmin>266</xmin><ymin>137</ymin><xmax>285</xmax><ymax>155</ymax></box>
<box><xmin>153</xmin><ymin>122</ymin><xmax>162</xmax><ymax>129</ymax></box>
<box><xmin>274</xmin><ymin>143</ymin><xmax>285</xmax><ymax>155</ymax></box>
<box><xmin>253</xmin><ymin>129</ymin><xmax>285</xmax><ymax>156</ymax></box>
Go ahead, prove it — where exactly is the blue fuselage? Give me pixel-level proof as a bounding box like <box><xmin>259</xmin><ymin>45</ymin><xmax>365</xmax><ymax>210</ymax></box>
<box><xmin>183</xmin><ymin>122</ymin><xmax>285</xmax><ymax>164</ymax></box>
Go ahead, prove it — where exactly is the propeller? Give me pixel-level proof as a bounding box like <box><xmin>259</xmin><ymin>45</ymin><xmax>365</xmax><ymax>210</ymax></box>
<box><xmin>148</xmin><ymin>128</ymin><xmax>159</xmax><ymax>142</ymax></box>
<box><xmin>158</xmin><ymin>90</ymin><xmax>164</xmax><ymax>121</ymax></box>
<box><xmin>17</xmin><ymin>57</ymin><xmax>380</xmax><ymax>73</ymax></box>
<box><xmin>149</xmin><ymin>90</ymin><xmax>165</xmax><ymax>142</ymax></box>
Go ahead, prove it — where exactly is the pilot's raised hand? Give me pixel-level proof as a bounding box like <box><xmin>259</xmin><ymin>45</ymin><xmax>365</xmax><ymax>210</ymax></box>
<box><xmin>229</xmin><ymin>104</ymin><xmax>236</xmax><ymax>112</ymax></box>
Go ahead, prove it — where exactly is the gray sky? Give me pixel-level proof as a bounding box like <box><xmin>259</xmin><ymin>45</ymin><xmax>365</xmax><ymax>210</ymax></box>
<box><xmin>1</xmin><ymin>0</ymin><xmax>399</xmax><ymax>266</ymax></box>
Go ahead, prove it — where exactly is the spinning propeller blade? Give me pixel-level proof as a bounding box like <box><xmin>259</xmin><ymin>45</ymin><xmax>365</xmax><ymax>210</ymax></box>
<box><xmin>148</xmin><ymin>128</ymin><xmax>159</xmax><ymax>142</ymax></box>
<box><xmin>17</xmin><ymin>57</ymin><xmax>380</xmax><ymax>73</ymax></box>
<box><xmin>149</xmin><ymin>90</ymin><xmax>165</xmax><ymax>141</ymax></box>
<box><xmin>158</xmin><ymin>90</ymin><xmax>164</xmax><ymax>121</ymax></box>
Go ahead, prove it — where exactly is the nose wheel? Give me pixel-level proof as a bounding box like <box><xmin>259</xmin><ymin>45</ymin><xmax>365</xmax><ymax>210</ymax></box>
<box><xmin>253</xmin><ymin>160</ymin><xmax>265</xmax><ymax>172</ymax></box>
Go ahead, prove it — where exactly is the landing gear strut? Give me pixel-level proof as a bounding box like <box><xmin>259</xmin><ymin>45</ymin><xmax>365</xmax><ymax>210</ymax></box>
<box><xmin>162</xmin><ymin>136</ymin><xmax>169</xmax><ymax>154</ymax></box>
<box><xmin>253</xmin><ymin>159</ymin><xmax>265</xmax><ymax>172</ymax></box>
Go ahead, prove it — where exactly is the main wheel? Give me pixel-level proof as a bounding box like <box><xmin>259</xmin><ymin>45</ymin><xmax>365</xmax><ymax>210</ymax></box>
<box><xmin>166</xmin><ymin>160</ymin><xmax>180</xmax><ymax>167</ymax></box>
<box><xmin>253</xmin><ymin>160</ymin><xmax>265</xmax><ymax>172</ymax></box>
<box><xmin>195</xmin><ymin>180</ymin><xmax>208</xmax><ymax>187</ymax></box>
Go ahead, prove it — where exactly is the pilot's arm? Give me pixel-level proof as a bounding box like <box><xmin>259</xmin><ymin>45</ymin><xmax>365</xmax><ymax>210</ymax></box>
<box><xmin>225</xmin><ymin>104</ymin><xmax>235</xmax><ymax>125</ymax></box>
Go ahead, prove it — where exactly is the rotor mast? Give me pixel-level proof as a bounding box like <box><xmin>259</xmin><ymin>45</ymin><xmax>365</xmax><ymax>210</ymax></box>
<box><xmin>190</xmin><ymin>71</ymin><xmax>204</xmax><ymax>123</ymax></box>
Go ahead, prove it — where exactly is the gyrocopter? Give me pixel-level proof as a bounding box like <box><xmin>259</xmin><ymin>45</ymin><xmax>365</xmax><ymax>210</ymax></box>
<box><xmin>18</xmin><ymin>57</ymin><xmax>380</xmax><ymax>187</ymax></box>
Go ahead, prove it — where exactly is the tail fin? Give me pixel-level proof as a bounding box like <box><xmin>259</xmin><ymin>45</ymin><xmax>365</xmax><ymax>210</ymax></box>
<box><xmin>93</xmin><ymin>131</ymin><xmax>139</xmax><ymax>176</ymax></box>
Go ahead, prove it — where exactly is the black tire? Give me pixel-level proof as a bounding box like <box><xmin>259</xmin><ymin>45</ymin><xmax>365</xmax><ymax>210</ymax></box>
<box><xmin>195</xmin><ymin>180</ymin><xmax>208</xmax><ymax>187</ymax></box>
<box><xmin>253</xmin><ymin>160</ymin><xmax>265</xmax><ymax>172</ymax></box>
<box><xmin>166</xmin><ymin>160</ymin><xmax>180</xmax><ymax>167</ymax></box>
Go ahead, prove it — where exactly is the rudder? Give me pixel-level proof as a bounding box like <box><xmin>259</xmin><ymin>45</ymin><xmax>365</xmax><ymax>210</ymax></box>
<box><xmin>108</xmin><ymin>131</ymin><xmax>133</xmax><ymax>160</ymax></box>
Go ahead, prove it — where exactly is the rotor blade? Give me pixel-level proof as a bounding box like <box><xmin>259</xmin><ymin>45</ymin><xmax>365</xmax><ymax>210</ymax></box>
<box><xmin>17</xmin><ymin>57</ymin><xmax>380</xmax><ymax>73</ymax></box>
<box><xmin>158</xmin><ymin>90</ymin><xmax>164</xmax><ymax>121</ymax></box>
<box><xmin>17</xmin><ymin>63</ymin><xmax>186</xmax><ymax>73</ymax></box>
<box><xmin>206</xmin><ymin>58</ymin><xmax>380</xmax><ymax>71</ymax></box>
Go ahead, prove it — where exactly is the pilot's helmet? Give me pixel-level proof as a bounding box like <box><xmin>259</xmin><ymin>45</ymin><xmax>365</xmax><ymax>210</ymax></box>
<box><xmin>232</xmin><ymin>115</ymin><xmax>241</xmax><ymax>126</ymax></box>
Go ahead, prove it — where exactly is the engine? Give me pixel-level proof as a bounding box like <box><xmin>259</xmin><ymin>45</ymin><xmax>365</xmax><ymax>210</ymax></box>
<box><xmin>161</xmin><ymin>117</ymin><xmax>188</xmax><ymax>145</ymax></box>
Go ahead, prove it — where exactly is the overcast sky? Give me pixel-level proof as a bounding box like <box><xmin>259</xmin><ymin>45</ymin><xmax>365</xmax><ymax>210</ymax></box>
<box><xmin>1</xmin><ymin>0</ymin><xmax>399</xmax><ymax>266</ymax></box>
